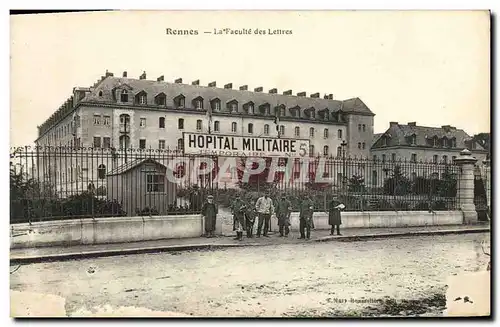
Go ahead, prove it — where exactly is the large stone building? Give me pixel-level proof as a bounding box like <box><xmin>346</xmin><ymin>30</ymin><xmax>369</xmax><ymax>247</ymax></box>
<box><xmin>33</xmin><ymin>70</ymin><xmax>376</xmax><ymax>197</ymax></box>
<box><xmin>371</xmin><ymin>122</ymin><xmax>488</xmax><ymax>164</ymax></box>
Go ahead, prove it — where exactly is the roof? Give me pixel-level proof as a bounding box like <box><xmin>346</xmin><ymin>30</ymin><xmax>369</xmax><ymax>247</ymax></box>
<box><xmin>371</xmin><ymin>123</ymin><xmax>485</xmax><ymax>150</ymax></box>
<box><xmin>82</xmin><ymin>76</ymin><xmax>375</xmax><ymax>117</ymax></box>
<box><xmin>107</xmin><ymin>158</ymin><xmax>171</xmax><ymax>176</ymax></box>
<box><xmin>372</xmin><ymin>133</ymin><xmax>383</xmax><ymax>147</ymax></box>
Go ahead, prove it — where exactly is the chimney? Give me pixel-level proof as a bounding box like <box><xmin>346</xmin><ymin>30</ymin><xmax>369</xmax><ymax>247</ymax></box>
<box><xmin>192</xmin><ymin>80</ymin><xmax>200</xmax><ymax>85</ymax></box>
<box><xmin>297</xmin><ymin>92</ymin><xmax>306</xmax><ymax>97</ymax></box>
<box><xmin>175</xmin><ymin>78</ymin><xmax>183</xmax><ymax>84</ymax></box>
<box><xmin>323</xmin><ymin>94</ymin><xmax>329</xmax><ymax>99</ymax></box>
<box><xmin>408</xmin><ymin>122</ymin><xmax>416</xmax><ymax>126</ymax></box>
<box><xmin>157</xmin><ymin>75</ymin><xmax>164</xmax><ymax>82</ymax></box>
<box><xmin>283</xmin><ymin>90</ymin><xmax>292</xmax><ymax>95</ymax></box>
<box><xmin>224</xmin><ymin>83</ymin><xmax>232</xmax><ymax>89</ymax></box>
<box><xmin>208</xmin><ymin>81</ymin><xmax>216</xmax><ymax>87</ymax></box>
<box><xmin>328</xmin><ymin>94</ymin><xmax>333</xmax><ymax>100</ymax></box>
<box><xmin>140</xmin><ymin>71</ymin><xmax>147</xmax><ymax>80</ymax></box>
<box><xmin>269</xmin><ymin>88</ymin><xmax>278</xmax><ymax>94</ymax></box>
<box><xmin>105</xmin><ymin>70</ymin><xmax>113</xmax><ymax>77</ymax></box>
<box><xmin>442</xmin><ymin>125</ymin><xmax>452</xmax><ymax>132</ymax></box>
<box><xmin>389</xmin><ymin>121</ymin><xmax>399</xmax><ymax>127</ymax></box>
<box><xmin>254</xmin><ymin>87</ymin><xmax>263</xmax><ymax>92</ymax></box>
<box><xmin>122</xmin><ymin>71</ymin><xmax>128</xmax><ymax>77</ymax></box>
<box><xmin>239</xmin><ymin>85</ymin><xmax>248</xmax><ymax>91</ymax></box>
<box><xmin>310</xmin><ymin>92</ymin><xmax>320</xmax><ymax>98</ymax></box>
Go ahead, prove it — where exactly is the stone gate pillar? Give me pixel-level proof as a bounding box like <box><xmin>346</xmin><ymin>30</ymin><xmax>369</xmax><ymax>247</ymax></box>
<box><xmin>454</xmin><ymin>149</ymin><xmax>478</xmax><ymax>224</ymax></box>
<box><xmin>481</xmin><ymin>159</ymin><xmax>491</xmax><ymax>217</ymax></box>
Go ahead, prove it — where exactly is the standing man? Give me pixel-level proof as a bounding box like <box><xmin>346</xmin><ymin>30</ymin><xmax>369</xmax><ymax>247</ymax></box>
<box><xmin>244</xmin><ymin>198</ymin><xmax>257</xmax><ymax>238</ymax></box>
<box><xmin>328</xmin><ymin>195</ymin><xmax>344</xmax><ymax>236</ymax></box>
<box><xmin>201</xmin><ymin>195</ymin><xmax>218</xmax><ymax>238</ymax></box>
<box><xmin>276</xmin><ymin>194</ymin><xmax>292</xmax><ymax>237</ymax></box>
<box><xmin>299</xmin><ymin>196</ymin><xmax>314</xmax><ymax>240</ymax></box>
<box><xmin>255</xmin><ymin>191</ymin><xmax>274</xmax><ymax>238</ymax></box>
<box><xmin>231</xmin><ymin>195</ymin><xmax>247</xmax><ymax>241</ymax></box>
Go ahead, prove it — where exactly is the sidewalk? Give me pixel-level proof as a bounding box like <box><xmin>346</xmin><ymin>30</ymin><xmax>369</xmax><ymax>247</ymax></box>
<box><xmin>10</xmin><ymin>224</ymin><xmax>489</xmax><ymax>264</ymax></box>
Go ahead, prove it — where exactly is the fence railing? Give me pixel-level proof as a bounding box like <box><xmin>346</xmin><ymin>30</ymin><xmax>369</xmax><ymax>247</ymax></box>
<box><xmin>10</xmin><ymin>146</ymin><xmax>462</xmax><ymax>223</ymax></box>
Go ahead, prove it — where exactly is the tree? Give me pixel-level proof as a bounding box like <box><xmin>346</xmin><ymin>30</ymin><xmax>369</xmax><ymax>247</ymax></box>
<box><xmin>236</xmin><ymin>157</ymin><xmax>275</xmax><ymax>192</ymax></box>
<box><xmin>383</xmin><ymin>165</ymin><xmax>411</xmax><ymax>195</ymax></box>
<box><xmin>348</xmin><ymin>174</ymin><xmax>366</xmax><ymax>193</ymax></box>
<box><xmin>472</xmin><ymin>133</ymin><xmax>490</xmax><ymax>152</ymax></box>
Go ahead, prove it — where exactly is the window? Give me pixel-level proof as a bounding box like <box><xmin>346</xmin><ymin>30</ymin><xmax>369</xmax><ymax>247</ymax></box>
<box><xmin>178</xmin><ymin>118</ymin><xmax>184</xmax><ymax>130</ymax></box>
<box><xmin>93</xmin><ymin>114</ymin><xmax>101</xmax><ymax>125</ymax></box>
<box><xmin>248</xmin><ymin>103</ymin><xmax>254</xmax><ymax>114</ymax></box>
<box><xmin>230</xmin><ymin>103</ymin><xmax>238</xmax><ymax>112</ymax></box>
<box><xmin>103</xmin><ymin>116</ymin><xmax>111</xmax><ymax>126</ymax></box>
<box><xmin>137</xmin><ymin>93</ymin><xmax>147</xmax><ymax>105</ymax></box>
<box><xmin>231</xmin><ymin>122</ymin><xmax>237</xmax><ymax>133</ymax></box>
<box><xmin>146</xmin><ymin>174</ymin><xmax>165</xmax><ymax>193</ymax></box>
<box><xmin>358</xmin><ymin>124</ymin><xmax>362</xmax><ymax>131</ymax></box>
<box><xmin>294</xmin><ymin>127</ymin><xmax>300</xmax><ymax>137</ymax></box>
<box><xmin>280</xmin><ymin>107</ymin><xmax>286</xmax><ymax>117</ymax></box>
<box><xmin>212</xmin><ymin>99</ymin><xmax>221</xmax><ymax>111</ymax></box>
<box><xmin>196</xmin><ymin>120</ymin><xmax>202</xmax><ymax>131</ymax></box>
<box><xmin>264</xmin><ymin>124</ymin><xmax>270</xmax><ymax>135</ymax></box>
<box><xmin>362</xmin><ymin>124</ymin><xmax>366</xmax><ymax>132</ymax></box>
<box><xmin>324</xmin><ymin>128</ymin><xmax>329</xmax><ymax>138</ymax></box>
<box><xmin>98</xmin><ymin>91</ymin><xmax>103</xmax><ymax>97</ymax></box>
<box><xmin>323</xmin><ymin>145</ymin><xmax>329</xmax><ymax>156</ymax></box>
<box><xmin>177</xmin><ymin>138</ymin><xmax>184</xmax><ymax>151</ymax></box>
<box><xmin>372</xmin><ymin>170</ymin><xmax>378</xmax><ymax>186</ymax></box>
<box><xmin>362</xmin><ymin>142</ymin><xmax>366</xmax><ymax>149</ymax></box>
<box><xmin>193</xmin><ymin>98</ymin><xmax>204</xmax><ymax>109</ymax></box>
<box><xmin>433</xmin><ymin>155</ymin><xmax>438</xmax><ymax>163</ymax></box>
<box><xmin>119</xmin><ymin>114</ymin><xmax>130</xmax><ymax>132</ymax></box>
<box><xmin>93</xmin><ymin>137</ymin><xmax>101</xmax><ymax>148</ymax></box>
<box><xmin>392</xmin><ymin>153</ymin><xmax>396</xmax><ymax>161</ymax></box>
<box><xmin>309</xmin><ymin>128</ymin><xmax>314</xmax><ymax>137</ymax></box>
<box><xmin>443</xmin><ymin>155</ymin><xmax>448</xmax><ymax>164</ymax></box>
<box><xmin>159</xmin><ymin>117</ymin><xmax>165</xmax><ymax>128</ymax></box>
<box><xmin>279</xmin><ymin>125</ymin><xmax>285</xmax><ymax>136</ymax></box>
<box><xmin>382</xmin><ymin>154</ymin><xmax>386</xmax><ymax>163</ymax></box>
<box><xmin>337</xmin><ymin>129</ymin><xmax>342</xmax><ymax>139</ymax></box>
<box><xmin>248</xmin><ymin>123</ymin><xmax>254</xmax><ymax>134</ymax></box>
<box><xmin>140</xmin><ymin>118</ymin><xmax>146</xmax><ymax>127</ymax></box>
<box><xmin>214</xmin><ymin>121</ymin><xmax>220</xmax><ymax>132</ymax></box>
<box><xmin>120</xmin><ymin>90</ymin><xmax>128</xmax><ymax>102</ymax></box>
<box><xmin>97</xmin><ymin>164</ymin><xmax>106</xmax><ymax>180</ymax></box>
<box><xmin>139</xmin><ymin>139</ymin><xmax>146</xmax><ymax>149</ymax></box>
<box><xmin>309</xmin><ymin>145</ymin><xmax>315</xmax><ymax>157</ymax></box>
<box><xmin>337</xmin><ymin>147</ymin><xmax>342</xmax><ymax>157</ymax></box>
<box><xmin>411</xmin><ymin>154</ymin><xmax>417</xmax><ymax>162</ymax></box>
<box><xmin>155</xmin><ymin>93</ymin><xmax>166</xmax><ymax>106</ymax></box>
<box><xmin>175</xmin><ymin>95</ymin><xmax>185</xmax><ymax>108</ymax></box>
<box><xmin>358</xmin><ymin>142</ymin><xmax>361</xmax><ymax>149</ymax></box>
<box><xmin>159</xmin><ymin>140</ymin><xmax>165</xmax><ymax>150</ymax></box>
<box><xmin>103</xmin><ymin>137</ymin><xmax>111</xmax><ymax>149</ymax></box>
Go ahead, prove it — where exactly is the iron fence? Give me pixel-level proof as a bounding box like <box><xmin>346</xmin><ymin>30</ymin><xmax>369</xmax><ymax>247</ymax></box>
<box><xmin>10</xmin><ymin>146</ymin><xmax>462</xmax><ymax>223</ymax></box>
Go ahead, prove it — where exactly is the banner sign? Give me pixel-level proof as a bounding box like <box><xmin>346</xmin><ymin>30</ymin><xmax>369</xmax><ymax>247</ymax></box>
<box><xmin>183</xmin><ymin>133</ymin><xmax>310</xmax><ymax>158</ymax></box>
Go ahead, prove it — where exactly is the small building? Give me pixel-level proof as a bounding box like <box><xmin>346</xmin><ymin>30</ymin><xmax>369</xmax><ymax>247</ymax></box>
<box><xmin>106</xmin><ymin>158</ymin><xmax>177</xmax><ymax>216</ymax></box>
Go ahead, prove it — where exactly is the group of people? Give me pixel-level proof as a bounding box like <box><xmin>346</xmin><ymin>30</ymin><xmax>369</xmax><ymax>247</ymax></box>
<box><xmin>201</xmin><ymin>192</ymin><xmax>345</xmax><ymax>240</ymax></box>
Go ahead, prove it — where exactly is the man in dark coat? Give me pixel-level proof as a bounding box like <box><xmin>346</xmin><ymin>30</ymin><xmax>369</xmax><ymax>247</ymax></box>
<box><xmin>244</xmin><ymin>198</ymin><xmax>257</xmax><ymax>238</ymax></box>
<box><xmin>328</xmin><ymin>196</ymin><xmax>344</xmax><ymax>235</ymax></box>
<box><xmin>299</xmin><ymin>197</ymin><xmax>314</xmax><ymax>240</ymax></box>
<box><xmin>231</xmin><ymin>196</ymin><xmax>247</xmax><ymax>241</ymax></box>
<box><xmin>201</xmin><ymin>195</ymin><xmax>218</xmax><ymax>237</ymax></box>
<box><xmin>276</xmin><ymin>194</ymin><xmax>292</xmax><ymax>237</ymax></box>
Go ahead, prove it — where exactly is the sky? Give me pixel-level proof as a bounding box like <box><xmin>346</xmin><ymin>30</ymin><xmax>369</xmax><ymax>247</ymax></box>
<box><xmin>10</xmin><ymin>10</ymin><xmax>490</xmax><ymax>147</ymax></box>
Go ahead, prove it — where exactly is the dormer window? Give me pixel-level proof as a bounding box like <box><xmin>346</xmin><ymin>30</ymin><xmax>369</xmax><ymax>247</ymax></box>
<box><xmin>243</xmin><ymin>102</ymin><xmax>254</xmax><ymax>114</ymax></box>
<box><xmin>259</xmin><ymin>103</ymin><xmax>270</xmax><ymax>115</ymax></box>
<box><xmin>192</xmin><ymin>96</ymin><xmax>204</xmax><ymax>110</ymax></box>
<box><xmin>227</xmin><ymin>100</ymin><xmax>238</xmax><ymax>113</ymax></box>
<box><xmin>120</xmin><ymin>90</ymin><xmax>128</xmax><ymax>102</ymax></box>
<box><xmin>289</xmin><ymin>106</ymin><xmax>300</xmax><ymax>118</ymax></box>
<box><xmin>310</xmin><ymin>108</ymin><xmax>316</xmax><ymax>119</ymax></box>
<box><xmin>406</xmin><ymin>134</ymin><xmax>417</xmax><ymax>145</ymax></box>
<box><xmin>135</xmin><ymin>91</ymin><xmax>147</xmax><ymax>105</ymax></box>
<box><xmin>211</xmin><ymin>98</ymin><xmax>221</xmax><ymax>111</ymax></box>
<box><xmin>98</xmin><ymin>91</ymin><xmax>103</xmax><ymax>97</ymax></box>
<box><xmin>155</xmin><ymin>93</ymin><xmax>166</xmax><ymax>106</ymax></box>
<box><xmin>174</xmin><ymin>95</ymin><xmax>185</xmax><ymax>108</ymax></box>
<box><xmin>280</xmin><ymin>106</ymin><xmax>286</xmax><ymax>117</ymax></box>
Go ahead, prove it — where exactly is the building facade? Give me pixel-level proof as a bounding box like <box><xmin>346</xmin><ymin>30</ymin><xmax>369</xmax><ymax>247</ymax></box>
<box><xmin>371</xmin><ymin>122</ymin><xmax>488</xmax><ymax>165</ymax></box>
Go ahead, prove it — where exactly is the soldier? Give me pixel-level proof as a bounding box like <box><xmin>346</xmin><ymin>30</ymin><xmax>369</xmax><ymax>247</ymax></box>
<box><xmin>255</xmin><ymin>191</ymin><xmax>275</xmax><ymax>238</ymax></box>
<box><xmin>244</xmin><ymin>198</ymin><xmax>257</xmax><ymax>238</ymax></box>
<box><xmin>201</xmin><ymin>195</ymin><xmax>218</xmax><ymax>238</ymax></box>
<box><xmin>328</xmin><ymin>195</ymin><xmax>344</xmax><ymax>236</ymax></box>
<box><xmin>276</xmin><ymin>194</ymin><xmax>292</xmax><ymax>237</ymax></box>
<box><xmin>299</xmin><ymin>196</ymin><xmax>314</xmax><ymax>240</ymax></box>
<box><xmin>231</xmin><ymin>195</ymin><xmax>247</xmax><ymax>241</ymax></box>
